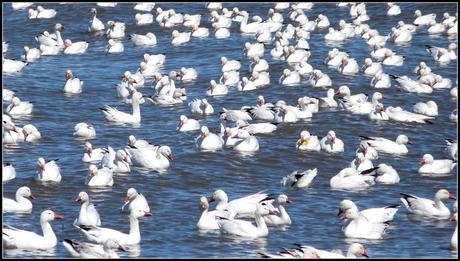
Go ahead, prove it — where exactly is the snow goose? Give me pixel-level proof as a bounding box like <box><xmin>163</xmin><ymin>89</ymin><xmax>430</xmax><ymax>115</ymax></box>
<box><xmin>232</xmin><ymin>129</ymin><xmax>259</xmax><ymax>152</ymax></box>
<box><xmin>220</xmin><ymin>56</ymin><xmax>241</xmax><ymax>72</ymax></box>
<box><xmin>3</xmin><ymin>163</ymin><xmax>16</xmax><ymax>182</ymax></box>
<box><xmin>330</xmin><ymin>167</ymin><xmax>377</xmax><ymax>190</ymax></box>
<box><xmin>106</xmin><ymin>21</ymin><xmax>125</xmax><ymax>39</ymax></box>
<box><xmin>64</xmin><ymin>70</ymin><xmax>83</xmax><ymax>94</ymax></box>
<box><xmin>127</xmin><ymin>145</ymin><xmax>172</xmax><ymax>171</ymax></box>
<box><xmin>279</xmin><ymin>69</ymin><xmax>300</xmax><ymax>85</ymax></box>
<box><xmin>135</xmin><ymin>13</ymin><xmax>153</xmax><ymax>25</ymax></box>
<box><xmin>75</xmin><ymin>208</ymin><xmax>152</xmax><ymax>245</ymax></box>
<box><xmin>3</xmin><ymin>88</ymin><xmax>15</xmax><ymax>102</ymax></box>
<box><xmin>319</xmin><ymin>89</ymin><xmax>338</xmax><ymax>108</ymax></box>
<box><xmin>62</xmin><ymin>238</ymin><xmax>124</xmax><ymax>258</ymax></box>
<box><xmin>239</xmin><ymin>11</ymin><xmax>262</xmax><ymax>34</ymax></box>
<box><xmin>122</xmin><ymin>188</ymin><xmax>150</xmax><ymax>213</ymax></box>
<box><xmin>374</xmin><ymin>163</ymin><xmax>400</xmax><ymax>184</ymax></box>
<box><xmin>324</xmin><ymin>27</ymin><xmax>346</xmax><ymax>42</ymax></box>
<box><xmin>324</xmin><ymin>48</ymin><xmax>348</xmax><ymax>67</ymax></box>
<box><xmin>367</xmin><ymin>30</ymin><xmax>388</xmax><ymax>46</ymax></box>
<box><xmin>281</xmin><ymin>169</ymin><xmax>317</xmax><ymax>188</ymax></box>
<box><xmin>316</xmin><ymin>14</ymin><xmax>330</xmax><ymax>28</ymax></box>
<box><xmin>284</xmin><ymin>46</ymin><xmax>310</xmax><ymax>64</ymax></box>
<box><xmin>370</xmin><ymin>44</ymin><xmax>391</xmax><ymax>60</ymax></box>
<box><xmin>3</xmin><ymin>186</ymin><xmax>35</xmax><ymax>213</ymax></box>
<box><xmin>197</xmin><ymin>196</ymin><xmax>225</xmax><ymax>230</ymax></box>
<box><xmin>88</xmin><ymin>8</ymin><xmax>104</xmax><ymax>32</ymax></box>
<box><xmin>338</xmin><ymin>199</ymin><xmax>399</xmax><ymax>223</ymax></box>
<box><xmin>238</xmin><ymin>77</ymin><xmax>257</xmax><ymax>92</ymax></box>
<box><xmin>250</xmin><ymin>56</ymin><xmax>269</xmax><ymax>73</ymax></box>
<box><xmin>2</xmin><ymin>120</ymin><xmax>22</xmax><ymax>144</ymax></box>
<box><xmin>97</xmin><ymin>2</ymin><xmax>117</xmax><ymax>7</ymax></box>
<box><xmin>64</xmin><ymin>39</ymin><xmax>88</xmax><ymax>54</ymax></box>
<box><xmin>339</xmin><ymin>20</ymin><xmax>356</xmax><ymax>37</ymax></box>
<box><xmin>130</xmin><ymin>33</ymin><xmax>157</xmax><ymax>47</ymax></box>
<box><xmin>215</xmin><ymin>27</ymin><xmax>230</xmax><ymax>38</ymax></box>
<box><xmin>82</xmin><ymin>142</ymin><xmax>105</xmax><ymax>163</ymax></box>
<box><xmin>385</xmin><ymin>106</ymin><xmax>434</xmax><ymax>124</ymax></box>
<box><xmin>369</xmin><ymin>103</ymin><xmax>389</xmax><ymax>121</ymax></box>
<box><xmin>413</xmin><ymin>9</ymin><xmax>436</xmax><ymax>26</ymax></box>
<box><xmin>37</xmin><ymin>157</ymin><xmax>61</xmax><ymax>182</ymax></box>
<box><xmin>208</xmin><ymin>189</ymin><xmax>268</xmax><ymax>218</ymax></box>
<box><xmin>196</xmin><ymin>126</ymin><xmax>223</xmax><ymax>151</ymax></box>
<box><xmin>418</xmin><ymin>154</ymin><xmax>455</xmax><ymax>175</ymax></box>
<box><xmin>351</xmin><ymin>152</ymin><xmax>374</xmax><ymax>172</ymax></box>
<box><xmin>220</xmin><ymin>108</ymin><xmax>252</xmax><ymax>122</ymax></box>
<box><xmin>236</xmin><ymin>120</ymin><xmax>276</xmax><ymax>135</ymax></box>
<box><xmin>310</xmin><ymin>69</ymin><xmax>332</xmax><ymax>87</ymax></box>
<box><xmin>177</xmin><ymin>115</ymin><xmax>200</xmax><ymax>132</ymax></box>
<box><xmin>341</xmin><ymin>207</ymin><xmax>388</xmax><ymax>239</ymax></box>
<box><xmin>335</xmin><ymin>85</ymin><xmax>368</xmax><ymax>105</ymax></box>
<box><xmin>21</xmin><ymin>46</ymin><xmax>41</xmax><ymax>61</ymax></box>
<box><xmin>360</xmin><ymin>134</ymin><xmax>411</xmax><ymax>155</ymax></box>
<box><xmin>338</xmin><ymin>56</ymin><xmax>359</xmax><ymax>74</ymax></box>
<box><xmin>3</xmin><ymin>58</ymin><xmax>28</xmax><ymax>73</ymax></box>
<box><xmin>413</xmin><ymin>101</ymin><xmax>438</xmax><ymax>117</ymax></box>
<box><xmin>100</xmin><ymin>91</ymin><xmax>143</xmax><ymax>124</ymax></box>
<box><xmin>276</xmin><ymin>104</ymin><xmax>299</xmax><ymax>123</ymax></box>
<box><xmin>191</xmin><ymin>25</ymin><xmax>209</xmax><ymax>38</ymax></box>
<box><xmin>171</xmin><ymin>30</ymin><xmax>191</xmax><ymax>45</ymax></box>
<box><xmin>87</xmin><ymin>165</ymin><xmax>113</xmax><ymax>187</ymax></box>
<box><xmin>35</xmin><ymin>5</ymin><xmax>56</xmax><ymax>19</ymax></box>
<box><xmin>189</xmin><ymin>98</ymin><xmax>214</xmax><ymax>115</ymax></box>
<box><xmin>217</xmin><ymin>204</ymin><xmax>274</xmax><ymax>238</ymax></box>
<box><xmin>250</xmin><ymin>71</ymin><xmax>270</xmax><ymax>87</ymax></box>
<box><xmin>222</xmin><ymin>126</ymin><xmax>242</xmax><ymax>147</ymax></box>
<box><xmin>255</xmin><ymin>28</ymin><xmax>272</xmax><ymax>44</ymax></box>
<box><xmin>427</xmin><ymin>20</ymin><xmax>446</xmax><ymax>34</ymax></box>
<box><xmin>450</xmin><ymin>109</ymin><xmax>458</xmax><ymax>122</ymax></box>
<box><xmin>40</xmin><ymin>44</ymin><xmax>60</xmax><ymax>55</ymax></box>
<box><xmin>36</xmin><ymin>23</ymin><xmax>64</xmax><ymax>47</ymax></box>
<box><xmin>320</xmin><ymin>130</ymin><xmax>344</xmax><ymax>153</ymax></box>
<box><xmin>362</xmin><ymin>58</ymin><xmax>382</xmax><ymax>75</ymax></box>
<box><xmin>3</xmin><ymin>210</ymin><xmax>64</xmax><ymax>249</ymax></box>
<box><xmin>219</xmin><ymin>70</ymin><xmax>240</xmax><ymax>86</ymax></box>
<box><xmin>22</xmin><ymin>124</ymin><xmax>41</xmax><ymax>142</ymax></box>
<box><xmin>294</xmin><ymin>61</ymin><xmax>313</xmax><ymax>76</ymax></box>
<box><xmin>397</xmin><ymin>20</ymin><xmax>417</xmax><ymax>33</ymax></box>
<box><xmin>113</xmin><ymin>149</ymin><xmax>131</xmax><ymax>173</ymax></box>
<box><xmin>183</xmin><ymin>14</ymin><xmax>201</xmax><ymax>27</ymax></box>
<box><xmin>445</xmin><ymin>139</ymin><xmax>457</xmax><ymax>161</ymax></box>
<box><xmin>11</xmin><ymin>3</ymin><xmax>33</xmax><ymax>10</ymax></box>
<box><xmin>392</xmin><ymin>75</ymin><xmax>433</xmax><ymax>94</ymax></box>
<box><xmin>296</xmin><ymin>130</ymin><xmax>321</xmax><ymax>151</ymax></box>
<box><xmin>390</xmin><ymin>27</ymin><xmax>412</xmax><ymax>43</ymax></box>
<box><xmin>387</xmin><ymin>3</ymin><xmax>401</xmax><ymax>16</ymax></box>
<box><xmin>296</xmin><ymin>243</ymin><xmax>369</xmax><ymax>258</ymax></box>
<box><xmin>144</xmin><ymin>53</ymin><xmax>165</xmax><ymax>66</ymax></box>
<box><xmin>340</xmin><ymin>92</ymin><xmax>383</xmax><ymax>115</ymax></box>
<box><xmin>382</xmin><ymin>50</ymin><xmax>404</xmax><ymax>66</ymax></box>
<box><xmin>442</xmin><ymin>12</ymin><xmax>456</xmax><ymax>26</ymax></box>
<box><xmin>263</xmin><ymin>194</ymin><xmax>292</xmax><ymax>226</ymax></box>
<box><xmin>247</xmin><ymin>96</ymin><xmax>275</xmax><ymax>121</ymax></box>
<box><xmin>207</xmin><ymin>80</ymin><xmax>228</xmax><ymax>96</ymax></box>
<box><xmin>6</xmin><ymin>97</ymin><xmax>33</xmax><ymax>116</ymax></box>
<box><xmin>244</xmin><ymin>42</ymin><xmax>264</xmax><ymax>58</ymax></box>
<box><xmin>401</xmin><ymin>189</ymin><xmax>456</xmax><ymax>219</ymax></box>
<box><xmin>371</xmin><ymin>71</ymin><xmax>391</xmax><ymax>88</ymax></box>
<box><xmin>206</xmin><ymin>2</ymin><xmax>222</xmax><ymax>10</ymax></box>
<box><xmin>270</xmin><ymin>41</ymin><xmax>284</xmax><ymax>59</ymax></box>
<box><xmin>75</xmin><ymin>191</ymin><xmax>101</xmax><ymax>227</ymax></box>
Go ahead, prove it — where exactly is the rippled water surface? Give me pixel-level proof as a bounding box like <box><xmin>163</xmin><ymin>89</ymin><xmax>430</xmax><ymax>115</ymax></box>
<box><xmin>2</xmin><ymin>2</ymin><xmax>458</xmax><ymax>258</ymax></box>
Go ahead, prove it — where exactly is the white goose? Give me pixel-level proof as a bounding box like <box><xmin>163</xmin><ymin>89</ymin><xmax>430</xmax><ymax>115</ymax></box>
<box><xmin>177</xmin><ymin>115</ymin><xmax>200</xmax><ymax>132</ymax></box>
<box><xmin>418</xmin><ymin>154</ymin><xmax>455</xmax><ymax>175</ymax></box>
<box><xmin>350</xmin><ymin>152</ymin><xmax>374</xmax><ymax>172</ymax></box>
<box><xmin>106</xmin><ymin>21</ymin><xmax>126</xmax><ymax>39</ymax></box>
<box><xmin>82</xmin><ymin>142</ymin><xmax>105</xmax><ymax>163</ymax></box>
<box><xmin>22</xmin><ymin>124</ymin><xmax>41</xmax><ymax>143</ymax></box>
<box><xmin>3</xmin><ymin>163</ymin><xmax>16</xmax><ymax>182</ymax></box>
<box><xmin>62</xmin><ymin>238</ymin><xmax>124</xmax><ymax>258</ymax></box>
<box><xmin>36</xmin><ymin>23</ymin><xmax>64</xmax><ymax>47</ymax></box>
<box><xmin>324</xmin><ymin>27</ymin><xmax>346</xmax><ymax>42</ymax></box>
<box><xmin>382</xmin><ymin>50</ymin><xmax>404</xmax><ymax>66</ymax></box>
<box><xmin>387</xmin><ymin>3</ymin><xmax>401</xmax><ymax>16</ymax></box>
<box><xmin>413</xmin><ymin>9</ymin><xmax>436</xmax><ymax>26</ymax></box>
<box><xmin>114</xmin><ymin>149</ymin><xmax>131</xmax><ymax>173</ymax></box>
<box><xmin>3</xmin><ymin>210</ymin><xmax>64</xmax><ymax>249</ymax></box>
<box><xmin>217</xmin><ymin>204</ymin><xmax>274</xmax><ymax>238</ymax></box>
<box><xmin>296</xmin><ymin>243</ymin><xmax>369</xmax><ymax>258</ymax></box>
<box><xmin>189</xmin><ymin>98</ymin><xmax>214</xmax><ymax>115</ymax></box>
<box><xmin>374</xmin><ymin>163</ymin><xmax>400</xmax><ymax>184</ymax></box>
<box><xmin>220</xmin><ymin>56</ymin><xmax>241</xmax><ymax>72</ymax></box>
<box><xmin>171</xmin><ymin>30</ymin><xmax>191</xmax><ymax>45</ymax></box>
<box><xmin>134</xmin><ymin>3</ymin><xmax>155</xmax><ymax>12</ymax></box>
<box><xmin>135</xmin><ymin>13</ymin><xmax>153</xmax><ymax>25</ymax></box>
<box><xmin>324</xmin><ymin>48</ymin><xmax>348</xmax><ymax>67</ymax></box>
<box><xmin>6</xmin><ymin>97</ymin><xmax>33</xmax><ymax>115</ymax></box>
<box><xmin>36</xmin><ymin>5</ymin><xmax>56</xmax><ymax>18</ymax></box>
<box><xmin>390</xmin><ymin>27</ymin><xmax>412</xmax><ymax>43</ymax></box>
<box><xmin>341</xmin><ymin>207</ymin><xmax>388</xmax><ymax>239</ymax></box>
<box><xmin>320</xmin><ymin>130</ymin><xmax>344</xmax><ymax>153</ymax></box>
<box><xmin>130</xmin><ymin>33</ymin><xmax>157</xmax><ymax>46</ymax></box>
<box><xmin>75</xmin><ymin>191</ymin><xmax>101</xmax><ymax>227</ymax></box>
<box><xmin>207</xmin><ymin>80</ymin><xmax>228</xmax><ymax>96</ymax></box>
<box><xmin>196</xmin><ymin>126</ymin><xmax>224</xmax><ymax>151</ymax></box>
<box><xmin>310</xmin><ymin>70</ymin><xmax>332</xmax><ymax>87</ymax></box>
<box><xmin>330</xmin><ymin>167</ymin><xmax>377</xmax><ymax>191</ymax></box>
<box><xmin>400</xmin><ymin>189</ymin><xmax>456</xmax><ymax>219</ymax></box>
<box><xmin>279</xmin><ymin>69</ymin><xmax>300</xmax><ymax>85</ymax></box>
<box><xmin>127</xmin><ymin>145</ymin><xmax>172</xmax><ymax>171</ymax></box>
<box><xmin>208</xmin><ymin>189</ymin><xmax>268</xmax><ymax>218</ymax></box>
<box><xmin>74</xmin><ymin>122</ymin><xmax>96</xmax><ymax>139</ymax></box>
<box><xmin>64</xmin><ymin>70</ymin><xmax>83</xmax><ymax>94</ymax></box>
<box><xmin>178</xmin><ymin>67</ymin><xmax>198</xmax><ymax>82</ymax></box>
<box><xmin>22</xmin><ymin>46</ymin><xmax>41</xmax><ymax>61</ymax></box>
<box><xmin>232</xmin><ymin>129</ymin><xmax>259</xmax><ymax>152</ymax></box>
<box><xmin>87</xmin><ymin>165</ymin><xmax>114</xmax><ymax>187</ymax></box>
<box><xmin>64</xmin><ymin>39</ymin><xmax>89</xmax><ymax>54</ymax></box>
<box><xmin>239</xmin><ymin>11</ymin><xmax>263</xmax><ymax>34</ymax></box>
<box><xmin>122</xmin><ymin>188</ymin><xmax>150</xmax><ymax>213</ymax></box>
<box><xmin>250</xmin><ymin>71</ymin><xmax>270</xmax><ymax>87</ymax></box>
<box><xmin>392</xmin><ymin>75</ymin><xmax>433</xmax><ymax>94</ymax></box>
<box><xmin>3</xmin><ymin>186</ymin><xmax>35</xmax><ymax>213</ymax></box>
<box><xmin>281</xmin><ymin>168</ymin><xmax>317</xmax><ymax>188</ymax></box>
<box><xmin>40</xmin><ymin>44</ymin><xmax>60</xmax><ymax>55</ymax></box>
<box><xmin>445</xmin><ymin>139</ymin><xmax>457</xmax><ymax>161</ymax></box>
<box><xmin>296</xmin><ymin>130</ymin><xmax>321</xmax><ymax>151</ymax></box>
<box><xmin>397</xmin><ymin>21</ymin><xmax>417</xmax><ymax>33</ymax></box>
<box><xmin>244</xmin><ymin>42</ymin><xmax>264</xmax><ymax>58</ymax></box>
<box><xmin>263</xmin><ymin>194</ymin><xmax>292</xmax><ymax>226</ymax></box>
<box><xmin>75</xmin><ymin>208</ymin><xmax>152</xmax><ymax>245</ymax></box>
<box><xmin>371</xmin><ymin>71</ymin><xmax>391</xmax><ymax>88</ymax></box>
<box><xmin>197</xmin><ymin>196</ymin><xmax>226</xmax><ymax>230</ymax></box>
<box><xmin>318</xmin><ymin>89</ymin><xmax>338</xmax><ymax>108</ymax></box>
<box><xmin>338</xmin><ymin>57</ymin><xmax>359</xmax><ymax>74</ymax></box>
<box><xmin>37</xmin><ymin>157</ymin><xmax>61</xmax><ymax>182</ymax></box>
<box><xmin>338</xmin><ymin>199</ymin><xmax>399</xmax><ymax>223</ymax></box>
<box><xmin>220</xmin><ymin>108</ymin><xmax>252</xmax><ymax>122</ymax></box>
<box><xmin>385</xmin><ymin>106</ymin><xmax>434</xmax><ymax>124</ymax></box>
<box><xmin>88</xmin><ymin>8</ymin><xmax>105</xmax><ymax>32</ymax></box>
<box><xmin>235</xmin><ymin>120</ymin><xmax>277</xmax><ymax>135</ymax></box>
<box><xmin>413</xmin><ymin>100</ymin><xmax>438</xmax><ymax>117</ymax></box>
<box><xmin>362</xmin><ymin>58</ymin><xmax>382</xmax><ymax>75</ymax></box>
<box><xmin>360</xmin><ymin>134</ymin><xmax>411</xmax><ymax>155</ymax></box>
<box><xmin>191</xmin><ymin>25</ymin><xmax>209</xmax><ymax>38</ymax></box>
<box><xmin>238</xmin><ymin>77</ymin><xmax>257</xmax><ymax>92</ymax></box>
<box><xmin>106</xmin><ymin>39</ymin><xmax>124</xmax><ymax>53</ymax></box>
<box><xmin>101</xmin><ymin>91</ymin><xmax>143</xmax><ymax>124</ymax></box>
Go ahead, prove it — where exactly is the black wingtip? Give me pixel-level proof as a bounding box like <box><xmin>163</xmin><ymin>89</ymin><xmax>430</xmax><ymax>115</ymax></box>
<box><xmin>446</xmin><ymin>138</ymin><xmax>454</xmax><ymax>143</ymax></box>
<box><xmin>400</xmin><ymin>193</ymin><xmax>416</xmax><ymax>199</ymax></box>
<box><xmin>384</xmin><ymin>204</ymin><xmax>400</xmax><ymax>209</ymax></box>
<box><xmin>63</xmin><ymin>239</ymin><xmax>73</xmax><ymax>244</ymax></box>
<box><xmin>360</xmin><ymin>166</ymin><xmax>380</xmax><ymax>175</ymax></box>
<box><xmin>389</xmin><ymin>74</ymin><xmax>398</xmax><ymax>79</ymax></box>
<box><xmin>359</xmin><ymin>135</ymin><xmax>374</xmax><ymax>140</ymax></box>
<box><xmin>425</xmin><ymin>119</ymin><xmax>434</xmax><ymax>124</ymax></box>
<box><xmin>99</xmin><ymin>107</ymin><xmax>108</xmax><ymax>111</ymax></box>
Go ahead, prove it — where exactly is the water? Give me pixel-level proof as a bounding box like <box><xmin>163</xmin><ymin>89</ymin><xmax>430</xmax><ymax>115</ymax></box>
<box><xmin>2</xmin><ymin>2</ymin><xmax>458</xmax><ymax>258</ymax></box>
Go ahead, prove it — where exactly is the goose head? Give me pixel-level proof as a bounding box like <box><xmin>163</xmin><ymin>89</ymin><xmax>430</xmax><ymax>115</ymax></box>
<box><xmin>396</xmin><ymin>134</ymin><xmax>411</xmax><ymax>145</ymax></box>
<box><xmin>41</xmin><ymin>210</ymin><xmax>64</xmax><ymax>223</ymax></box>
<box><xmin>76</xmin><ymin>191</ymin><xmax>89</xmax><ymax>204</ymax></box>
<box><xmin>17</xmin><ymin>186</ymin><xmax>35</xmax><ymax>201</ymax></box>
<box><xmin>419</xmin><ymin>153</ymin><xmax>434</xmax><ymax>165</ymax></box>
<box><xmin>125</xmin><ymin>188</ymin><xmax>138</xmax><ymax>202</ymax></box>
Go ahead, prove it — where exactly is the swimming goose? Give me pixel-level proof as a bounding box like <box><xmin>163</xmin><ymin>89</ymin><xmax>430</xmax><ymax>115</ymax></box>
<box><xmin>371</xmin><ymin>71</ymin><xmax>391</xmax><ymax>88</ymax></box>
<box><xmin>244</xmin><ymin>42</ymin><xmax>264</xmax><ymax>58</ymax></box>
<box><xmin>296</xmin><ymin>130</ymin><xmax>321</xmax><ymax>151</ymax></box>
<box><xmin>75</xmin><ymin>208</ymin><xmax>152</xmax><ymax>245</ymax></box>
<box><xmin>390</xmin><ymin>27</ymin><xmax>412</xmax><ymax>43</ymax></box>
<box><xmin>320</xmin><ymin>130</ymin><xmax>344</xmax><ymax>153</ymax></box>
<box><xmin>330</xmin><ymin>167</ymin><xmax>377</xmax><ymax>190</ymax></box>
<box><xmin>369</xmin><ymin>103</ymin><xmax>389</xmax><ymax>121</ymax></box>
<box><xmin>208</xmin><ymin>189</ymin><xmax>268</xmax><ymax>218</ymax></box>
<box><xmin>310</xmin><ymin>70</ymin><xmax>332</xmax><ymax>87</ymax></box>
<box><xmin>3</xmin><ymin>163</ymin><xmax>16</xmax><ymax>182</ymax></box>
<box><xmin>214</xmin><ymin>27</ymin><xmax>231</xmax><ymax>39</ymax></box>
<box><xmin>11</xmin><ymin>3</ymin><xmax>33</xmax><ymax>10</ymax></box>
<box><xmin>249</xmin><ymin>71</ymin><xmax>270</xmax><ymax>87</ymax></box>
<box><xmin>391</xmin><ymin>75</ymin><xmax>433</xmax><ymax>94</ymax></box>
<box><xmin>197</xmin><ymin>196</ymin><xmax>225</xmax><ymax>230</ymax></box>
<box><xmin>324</xmin><ymin>27</ymin><xmax>346</xmax><ymax>42</ymax></box>
<box><xmin>64</xmin><ymin>70</ymin><xmax>83</xmax><ymax>94</ymax></box>
<box><xmin>351</xmin><ymin>152</ymin><xmax>374</xmax><ymax>172</ymax></box>
<box><xmin>400</xmin><ymin>189</ymin><xmax>456</xmax><ymax>219</ymax></box>
<box><xmin>87</xmin><ymin>165</ymin><xmax>113</xmax><ymax>187</ymax></box>
<box><xmin>382</xmin><ymin>50</ymin><xmax>404</xmax><ymax>66</ymax></box>
<box><xmin>442</xmin><ymin>12</ymin><xmax>456</xmax><ymax>26</ymax></box>
<box><xmin>279</xmin><ymin>69</ymin><xmax>300</xmax><ymax>85</ymax></box>
<box><xmin>135</xmin><ymin>13</ymin><xmax>153</xmax><ymax>25</ymax></box>
<box><xmin>82</xmin><ymin>142</ymin><xmax>105</xmax><ymax>163</ymax></box>
<box><xmin>100</xmin><ymin>92</ymin><xmax>143</xmax><ymax>124</ymax></box>
<box><xmin>3</xmin><ymin>58</ymin><xmax>28</xmax><ymax>73</ymax></box>
<box><xmin>171</xmin><ymin>30</ymin><xmax>191</xmax><ymax>45</ymax></box>
<box><xmin>294</xmin><ymin>61</ymin><xmax>313</xmax><ymax>77</ymax></box>
<box><xmin>338</xmin><ymin>56</ymin><xmax>359</xmax><ymax>74</ymax></box>
<box><xmin>2</xmin><ymin>120</ymin><xmax>22</xmax><ymax>144</ymax></box>
<box><xmin>296</xmin><ymin>243</ymin><xmax>369</xmax><ymax>258</ymax></box>
<box><xmin>106</xmin><ymin>20</ymin><xmax>126</xmax><ymax>39</ymax></box>
<box><xmin>370</xmin><ymin>44</ymin><xmax>392</xmax><ymax>60</ymax></box>
<box><xmin>418</xmin><ymin>154</ymin><xmax>455</xmax><ymax>175</ymax></box>
<box><xmin>64</xmin><ymin>39</ymin><xmax>88</xmax><ymax>54</ymax></box>
<box><xmin>387</xmin><ymin>3</ymin><xmax>401</xmax><ymax>16</ymax></box>
<box><xmin>189</xmin><ymin>98</ymin><xmax>214</xmax><ymax>115</ymax></box>
<box><xmin>247</xmin><ymin>96</ymin><xmax>276</xmax><ymax>121</ymax></box>
<box><xmin>263</xmin><ymin>194</ymin><xmax>292</xmax><ymax>226</ymax></box>
<box><xmin>335</xmin><ymin>85</ymin><xmax>368</xmax><ymax>106</ymax></box>
<box><xmin>112</xmin><ymin>149</ymin><xmax>131</xmax><ymax>173</ymax></box>
<box><xmin>183</xmin><ymin>14</ymin><xmax>201</xmax><ymax>27</ymax></box>
<box><xmin>35</xmin><ymin>5</ymin><xmax>56</xmax><ymax>19</ymax></box>
<box><xmin>207</xmin><ymin>80</ymin><xmax>228</xmax><ymax>96</ymax></box>
<box><xmin>36</xmin><ymin>23</ymin><xmax>64</xmax><ymax>47</ymax></box>
<box><xmin>250</xmin><ymin>56</ymin><xmax>269</xmax><ymax>73</ymax></box>
<box><xmin>341</xmin><ymin>207</ymin><xmax>388</xmax><ymax>239</ymax></box>
<box><xmin>191</xmin><ymin>25</ymin><xmax>209</xmax><ymax>38</ymax></box>
<box><xmin>97</xmin><ymin>3</ymin><xmax>117</xmax><ymax>7</ymax></box>
<box><xmin>452</xmin><ymin>213</ymin><xmax>458</xmax><ymax>250</ymax></box>
<box><xmin>220</xmin><ymin>108</ymin><xmax>252</xmax><ymax>122</ymax></box>
<box><xmin>362</xmin><ymin>58</ymin><xmax>382</xmax><ymax>75</ymax></box>
<box><xmin>6</xmin><ymin>97</ymin><xmax>33</xmax><ymax>115</ymax></box>
<box><xmin>445</xmin><ymin>139</ymin><xmax>457</xmax><ymax>161</ymax></box>
<box><xmin>239</xmin><ymin>11</ymin><xmax>263</xmax><ymax>34</ymax></box>
<box><xmin>338</xmin><ymin>199</ymin><xmax>399</xmax><ymax>223</ymax></box>
<box><xmin>281</xmin><ymin>168</ymin><xmax>317</xmax><ymax>188</ymax></box>
<box><xmin>21</xmin><ymin>46</ymin><xmax>41</xmax><ymax>61</ymax></box>
<box><xmin>220</xmin><ymin>56</ymin><xmax>241</xmax><ymax>72</ymax></box>
<box><xmin>318</xmin><ymin>89</ymin><xmax>338</xmax><ymax>108</ymax></box>
<box><xmin>316</xmin><ymin>14</ymin><xmax>330</xmax><ymax>28</ymax></box>
<box><xmin>284</xmin><ymin>46</ymin><xmax>310</xmax><ymax>64</ymax></box>
<box><xmin>127</xmin><ymin>145</ymin><xmax>173</xmax><ymax>171</ymax></box>
<box><xmin>3</xmin><ymin>210</ymin><xmax>64</xmax><ymax>249</ymax></box>
<box><xmin>339</xmin><ymin>19</ymin><xmax>356</xmax><ymax>37</ymax></box>
<box><xmin>238</xmin><ymin>77</ymin><xmax>257</xmax><ymax>92</ymax></box>
<box><xmin>324</xmin><ymin>48</ymin><xmax>348</xmax><ymax>67</ymax></box>
<box><xmin>22</xmin><ymin>124</ymin><xmax>41</xmax><ymax>143</ymax></box>
<box><xmin>75</xmin><ymin>191</ymin><xmax>101</xmax><ymax>227</ymax></box>
<box><xmin>373</xmin><ymin>163</ymin><xmax>400</xmax><ymax>184</ymax></box>
<box><xmin>177</xmin><ymin>115</ymin><xmax>200</xmax><ymax>132</ymax></box>
<box><xmin>413</xmin><ymin>101</ymin><xmax>438</xmax><ymax>117</ymax></box>
<box><xmin>176</xmin><ymin>67</ymin><xmax>197</xmax><ymax>82</ymax></box>
<box><xmin>232</xmin><ymin>129</ymin><xmax>259</xmax><ymax>152</ymax></box>
<box><xmin>235</xmin><ymin>120</ymin><xmax>277</xmax><ymax>135</ymax></box>
<box><xmin>130</xmin><ymin>33</ymin><xmax>157</xmax><ymax>46</ymax></box>
<box><xmin>3</xmin><ymin>88</ymin><xmax>15</xmax><ymax>102</ymax></box>
<box><xmin>3</xmin><ymin>186</ymin><xmax>35</xmax><ymax>213</ymax></box>
<box><xmin>385</xmin><ymin>106</ymin><xmax>435</xmax><ymax>124</ymax></box>
<box><xmin>397</xmin><ymin>20</ymin><xmax>417</xmax><ymax>33</ymax></box>
<box><xmin>40</xmin><ymin>44</ymin><xmax>60</xmax><ymax>55</ymax></box>
<box><xmin>426</xmin><ymin>43</ymin><xmax>457</xmax><ymax>64</ymax></box>
<box><xmin>62</xmin><ymin>238</ymin><xmax>124</xmax><ymax>258</ymax></box>
<box><xmin>37</xmin><ymin>157</ymin><xmax>61</xmax><ymax>182</ymax></box>
<box><xmin>413</xmin><ymin>9</ymin><xmax>436</xmax><ymax>26</ymax></box>
<box><xmin>360</xmin><ymin>134</ymin><xmax>411</xmax><ymax>155</ymax></box>
<box><xmin>196</xmin><ymin>126</ymin><xmax>224</xmax><ymax>151</ymax></box>
<box><xmin>427</xmin><ymin>20</ymin><xmax>446</xmax><ymax>34</ymax></box>
<box><xmin>88</xmin><ymin>8</ymin><xmax>105</xmax><ymax>32</ymax></box>
<box><xmin>217</xmin><ymin>204</ymin><xmax>274</xmax><ymax>238</ymax></box>
<box><xmin>122</xmin><ymin>188</ymin><xmax>150</xmax><ymax>213</ymax></box>
<box><xmin>340</xmin><ymin>92</ymin><xmax>383</xmax><ymax>115</ymax></box>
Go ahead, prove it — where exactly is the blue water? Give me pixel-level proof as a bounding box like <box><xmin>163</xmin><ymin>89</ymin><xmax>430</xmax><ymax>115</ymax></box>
<box><xmin>2</xmin><ymin>2</ymin><xmax>458</xmax><ymax>258</ymax></box>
